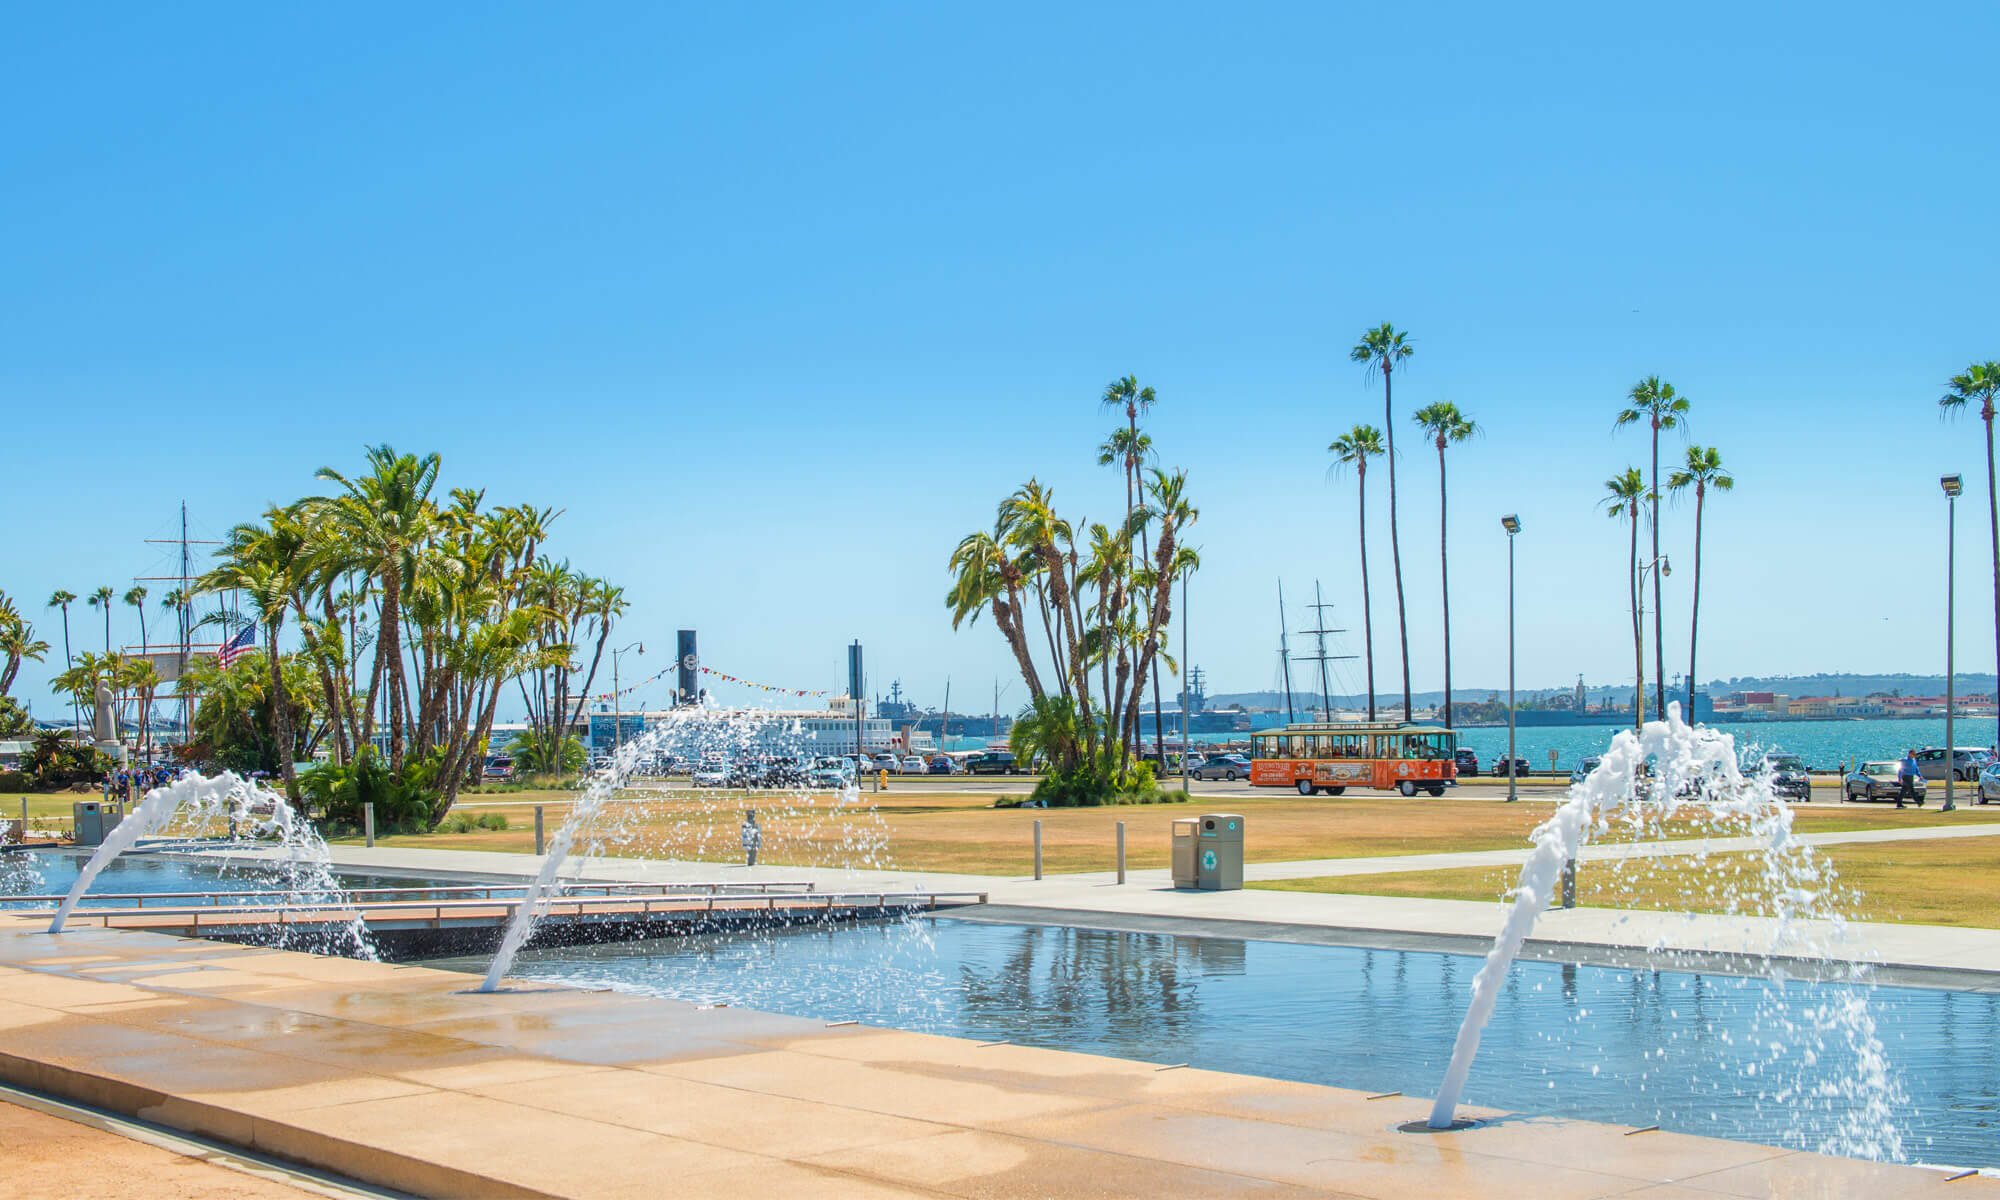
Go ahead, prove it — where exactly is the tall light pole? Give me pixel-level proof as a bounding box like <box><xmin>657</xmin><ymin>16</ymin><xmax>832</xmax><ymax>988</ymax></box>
<box><xmin>1635</xmin><ymin>554</ymin><xmax>1672</xmax><ymax>731</ymax></box>
<box><xmin>1181</xmin><ymin>565</ymin><xmax>1191</xmax><ymax>797</ymax></box>
<box><xmin>1501</xmin><ymin>515</ymin><xmax>1521</xmax><ymax>802</ymax></box>
<box><xmin>1944</xmin><ymin>474</ymin><xmax>1962</xmax><ymax>812</ymax></box>
<box><xmin>611</xmin><ymin>641</ymin><xmax>644</xmax><ymax>759</ymax></box>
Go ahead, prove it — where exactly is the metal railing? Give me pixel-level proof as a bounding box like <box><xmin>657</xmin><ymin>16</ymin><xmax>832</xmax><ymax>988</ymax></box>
<box><xmin>2</xmin><ymin>880</ymin><xmax>817</xmax><ymax>910</ymax></box>
<box><xmin>40</xmin><ymin>889</ymin><xmax>989</xmax><ymax>932</ymax></box>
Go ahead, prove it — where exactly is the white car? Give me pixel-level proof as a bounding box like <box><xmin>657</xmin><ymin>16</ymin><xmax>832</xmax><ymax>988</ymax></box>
<box><xmin>871</xmin><ymin>754</ymin><xmax>899</xmax><ymax>773</ymax></box>
<box><xmin>691</xmin><ymin>762</ymin><xmax>729</xmax><ymax>788</ymax></box>
<box><xmin>898</xmin><ymin>755</ymin><xmax>926</xmax><ymax>774</ymax></box>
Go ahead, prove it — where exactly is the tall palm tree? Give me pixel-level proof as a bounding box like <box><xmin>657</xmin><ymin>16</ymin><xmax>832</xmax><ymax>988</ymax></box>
<box><xmin>47</xmin><ymin>590</ymin><xmax>76</xmax><ymax>731</ymax></box>
<box><xmin>1412</xmin><ymin>402</ymin><xmax>1478</xmax><ymax>728</ymax></box>
<box><xmin>1668</xmin><ymin>446</ymin><xmax>1733</xmax><ymax>717</ymax></box>
<box><xmin>1101</xmin><ymin>376</ymin><xmax>1167</xmax><ymax>761</ymax></box>
<box><xmin>1941</xmin><ymin>361</ymin><xmax>2000</xmax><ymax>725</ymax></box>
<box><xmin>1351</xmin><ymin>324</ymin><xmax>1415</xmax><ymax>718</ymax></box>
<box><xmin>1328</xmin><ymin>425</ymin><xmax>1385</xmax><ymax>721</ymax></box>
<box><xmin>199</xmin><ymin>515</ymin><xmax>310</xmax><ymax>801</ymax></box>
<box><xmin>1616</xmin><ymin>376</ymin><xmax>1689</xmax><ymax>717</ymax></box>
<box><xmin>87</xmin><ymin>585</ymin><xmax>115</xmax><ymax>653</ymax></box>
<box><xmin>1602</xmin><ymin>468</ymin><xmax>1647</xmax><ymax>731</ymax></box>
<box><xmin>123</xmin><ymin>586</ymin><xmax>149</xmax><ymax>656</ymax></box>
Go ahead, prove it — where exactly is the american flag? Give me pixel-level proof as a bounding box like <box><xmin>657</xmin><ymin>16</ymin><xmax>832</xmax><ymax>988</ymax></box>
<box><xmin>217</xmin><ymin>625</ymin><xmax>257</xmax><ymax>668</ymax></box>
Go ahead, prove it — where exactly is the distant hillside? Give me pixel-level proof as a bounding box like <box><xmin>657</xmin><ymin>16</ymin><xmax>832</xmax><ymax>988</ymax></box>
<box><xmin>1206</xmin><ymin>674</ymin><xmax>1998</xmax><ymax>710</ymax></box>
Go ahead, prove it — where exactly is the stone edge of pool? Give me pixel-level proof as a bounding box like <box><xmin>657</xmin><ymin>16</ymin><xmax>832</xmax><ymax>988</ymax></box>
<box><xmin>0</xmin><ymin>912</ymin><xmax>1989</xmax><ymax>1198</ymax></box>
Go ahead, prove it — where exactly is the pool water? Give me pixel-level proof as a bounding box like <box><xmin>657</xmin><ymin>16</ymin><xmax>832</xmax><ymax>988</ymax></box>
<box><xmin>0</xmin><ymin>849</ymin><xmax>426</xmax><ymax>907</ymax></box>
<box><xmin>430</xmin><ymin>917</ymin><xmax>1997</xmax><ymax>1169</ymax></box>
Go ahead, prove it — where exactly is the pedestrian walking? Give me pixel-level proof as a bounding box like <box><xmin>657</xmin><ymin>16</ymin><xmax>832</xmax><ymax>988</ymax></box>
<box><xmin>1897</xmin><ymin>749</ymin><xmax>1923</xmax><ymax>808</ymax></box>
<box><xmin>740</xmin><ymin>809</ymin><xmax>760</xmax><ymax>867</ymax></box>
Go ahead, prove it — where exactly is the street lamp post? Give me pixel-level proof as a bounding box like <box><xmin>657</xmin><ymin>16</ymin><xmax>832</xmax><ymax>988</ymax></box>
<box><xmin>611</xmin><ymin>641</ymin><xmax>644</xmax><ymax>760</ymax></box>
<box><xmin>1501</xmin><ymin>515</ymin><xmax>1521</xmax><ymax>802</ymax></box>
<box><xmin>1944</xmin><ymin>474</ymin><xmax>1962</xmax><ymax>812</ymax></box>
<box><xmin>1181</xmin><ymin>566</ymin><xmax>1191</xmax><ymax>797</ymax></box>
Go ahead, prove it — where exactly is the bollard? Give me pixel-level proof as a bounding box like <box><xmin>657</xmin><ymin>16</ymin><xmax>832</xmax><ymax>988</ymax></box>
<box><xmin>534</xmin><ymin>806</ymin><xmax>545</xmax><ymax>856</ymax></box>
<box><xmin>1033</xmin><ymin>819</ymin><xmax>1043</xmax><ymax>880</ymax></box>
<box><xmin>1116</xmin><ymin>821</ymin><xmax>1126</xmax><ymax>884</ymax></box>
<box><xmin>19</xmin><ymin>799</ymin><xmax>26</xmax><ymax>839</ymax></box>
<box><xmin>364</xmin><ymin>802</ymin><xmax>376</xmax><ymax>848</ymax></box>
<box><xmin>1560</xmin><ymin>858</ymin><xmax>1577</xmax><ymax>909</ymax></box>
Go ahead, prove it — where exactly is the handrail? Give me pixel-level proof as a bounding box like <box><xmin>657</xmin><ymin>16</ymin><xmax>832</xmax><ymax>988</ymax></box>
<box><xmin>2</xmin><ymin>880</ymin><xmax>817</xmax><ymax>908</ymax></box>
<box><xmin>52</xmin><ymin>890</ymin><xmax>989</xmax><ymax>926</ymax></box>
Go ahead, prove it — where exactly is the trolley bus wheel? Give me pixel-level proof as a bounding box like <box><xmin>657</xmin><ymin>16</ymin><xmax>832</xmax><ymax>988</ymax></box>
<box><xmin>1398</xmin><ymin>780</ymin><xmax>1418</xmax><ymax>797</ymax></box>
<box><xmin>1427</xmin><ymin>784</ymin><xmax>1446</xmax><ymax>797</ymax></box>
<box><xmin>1327</xmin><ymin>786</ymin><xmax>1344</xmax><ymax>796</ymax></box>
<box><xmin>1296</xmin><ymin>779</ymin><xmax>1314</xmax><ymax>796</ymax></box>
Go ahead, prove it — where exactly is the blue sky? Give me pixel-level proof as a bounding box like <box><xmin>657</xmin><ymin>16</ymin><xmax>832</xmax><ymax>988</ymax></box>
<box><xmin>4</xmin><ymin>3</ymin><xmax>1997</xmax><ymax>717</ymax></box>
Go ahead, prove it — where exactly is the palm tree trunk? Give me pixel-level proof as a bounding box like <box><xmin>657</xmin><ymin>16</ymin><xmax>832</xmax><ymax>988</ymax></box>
<box><xmin>1630</xmin><ymin>510</ymin><xmax>1644</xmax><ymax>732</ymax></box>
<box><xmin>1359</xmin><ymin>466</ymin><xmax>1375</xmax><ymax>721</ymax></box>
<box><xmin>1437</xmin><ymin>441</ymin><xmax>1452</xmax><ymax>729</ymax></box>
<box><xmin>1384</xmin><ymin>366</ymin><xmax>1411</xmax><ymax>719</ymax></box>
<box><xmin>1650</xmin><ymin>422</ymin><xmax>1665</xmax><ymax>718</ymax></box>
<box><xmin>1987</xmin><ymin>409</ymin><xmax>1998</xmax><ymax>744</ymax></box>
<box><xmin>382</xmin><ymin>571</ymin><xmax>405</xmax><ymax>772</ymax></box>
<box><xmin>59</xmin><ymin>607</ymin><xmax>74</xmax><ymax>733</ymax></box>
<box><xmin>1686</xmin><ymin>485</ymin><xmax>1705</xmax><ymax>715</ymax></box>
<box><xmin>266</xmin><ymin>621</ymin><xmax>299</xmax><ymax>804</ymax></box>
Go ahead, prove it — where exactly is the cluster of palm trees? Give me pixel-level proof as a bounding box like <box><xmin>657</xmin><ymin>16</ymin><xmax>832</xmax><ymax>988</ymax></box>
<box><xmin>176</xmin><ymin>444</ymin><xmax>622</xmax><ymax>821</ymax></box>
<box><xmin>948</xmin><ymin>378</ymin><xmax>1198</xmax><ymax>790</ymax></box>
<box><xmin>0</xmin><ymin>592</ymin><xmax>51</xmax><ymax>732</ymax></box>
<box><xmin>1600</xmin><ymin>378</ymin><xmax>1734</xmax><ymax>728</ymax></box>
<box><xmin>1327</xmin><ymin>324</ymin><xmax>1478</xmax><ymax>726</ymax></box>
<box><xmin>35</xmin><ymin>445</ymin><xmax>618</xmax><ymax>825</ymax></box>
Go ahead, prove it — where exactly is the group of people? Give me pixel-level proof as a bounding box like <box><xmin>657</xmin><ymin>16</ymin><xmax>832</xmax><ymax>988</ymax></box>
<box><xmin>105</xmin><ymin>765</ymin><xmax>186</xmax><ymax>803</ymax></box>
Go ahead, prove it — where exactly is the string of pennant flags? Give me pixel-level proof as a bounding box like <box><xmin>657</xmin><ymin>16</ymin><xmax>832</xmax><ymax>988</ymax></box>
<box><xmin>593</xmin><ymin>664</ymin><xmax>832</xmax><ymax>701</ymax></box>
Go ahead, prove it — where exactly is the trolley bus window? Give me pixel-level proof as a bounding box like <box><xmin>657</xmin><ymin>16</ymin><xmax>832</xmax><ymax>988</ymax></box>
<box><xmin>1406</xmin><ymin>733</ymin><xmax>1452</xmax><ymax>759</ymax></box>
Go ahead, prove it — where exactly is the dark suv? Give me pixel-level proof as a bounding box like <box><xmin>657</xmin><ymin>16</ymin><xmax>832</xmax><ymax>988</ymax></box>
<box><xmin>1762</xmin><ymin>754</ymin><xmax>1811</xmax><ymax>802</ymax></box>
<box><xmin>965</xmin><ymin>751</ymin><xmax>1019</xmax><ymax>775</ymax></box>
<box><xmin>1453</xmin><ymin>749</ymin><xmax>1479</xmax><ymax>777</ymax></box>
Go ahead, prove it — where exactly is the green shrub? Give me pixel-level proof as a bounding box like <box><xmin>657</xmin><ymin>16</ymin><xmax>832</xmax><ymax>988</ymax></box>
<box><xmin>298</xmin><ymin>750</ymin><xmax>442</xmax><ymax>830</ymax></box>
<box><xmin>1026</xmin><ymin>755</ymin><xmax>1162</xmax><ymax>807</ymax></box>
<box><xmin>0</xmin><ymin>770</ymin><xmax>29</xmax><ymax>792</ymax></box>
<box><xmin>476</xmin><ymin>812</ymin><xmax>508</xmax><ymax>831</ymax></box>
<box><xmin>440</xmin><ymin>812</ymin><xmax>477</xmax><ymax>833</ymax></box>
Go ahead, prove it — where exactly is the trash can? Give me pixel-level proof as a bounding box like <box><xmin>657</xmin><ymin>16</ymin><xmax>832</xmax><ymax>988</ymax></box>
<box><xmin>73</xmin><ymin>801</ymin><xmax>105</xmax><ymax>847</ymax></box>
<box><xmin>1196</xmin><ymin>813</ymin><xmax>1244</xmax><ymax>891</ymax></box>
<box><xmin>1171</xmin><ymin>818</ymin><xmax>1200</xmax><ymax>889</ymax></box>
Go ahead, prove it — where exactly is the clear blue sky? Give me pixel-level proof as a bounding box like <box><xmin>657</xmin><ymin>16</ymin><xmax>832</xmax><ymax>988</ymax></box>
<box><xmin>5</xmin><ymin>3</ymin><xmax>1997</xmax><ymax>718</ymax></box>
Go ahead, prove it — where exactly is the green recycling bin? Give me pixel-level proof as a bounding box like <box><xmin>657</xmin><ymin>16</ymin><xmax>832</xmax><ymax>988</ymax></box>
<box><xmin>1195</xmin><ymin>813</ymin><xmax>1243</xmax><ymax>891</ymax></box>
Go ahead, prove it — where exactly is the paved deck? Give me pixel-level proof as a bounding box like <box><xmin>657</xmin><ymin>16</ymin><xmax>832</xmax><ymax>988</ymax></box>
<box><xmin>0</xmin><ymin>911</ymin><xmax>1987</xmax><ymax>1198</ymax></box>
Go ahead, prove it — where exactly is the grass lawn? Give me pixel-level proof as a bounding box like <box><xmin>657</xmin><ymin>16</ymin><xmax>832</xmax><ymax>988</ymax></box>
<box><xmin>1252</xmin><ymin>835</ymin><xmax>2000</xmax><ymax>928</ymax></box>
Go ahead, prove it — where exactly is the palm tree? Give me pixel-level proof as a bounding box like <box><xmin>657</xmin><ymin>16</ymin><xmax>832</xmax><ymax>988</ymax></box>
<box><xmin>0</xmin><ymin>593</ymin><xmax>49</xmax><ymax>698</ymax></box>
<box><xmin>1101</xmin><ymin>376</ymin><xmax>1168</xmax><ymax>762</ymax></box>
<box><xmin>1941</xmin><ymin>361</ymin><xmax>2000</xmax><ymax>725</ymax></box>
<box><xmin>1668</xmin><ymin>446</ymin><xmax>1734</xmax><ymax>717</ymax></box>
<box><xmin>1615</xmin><ymin>376</ymin><xmax>1690</xmax><ymax>719</ymax></box>
<box><xmin>199</xmin><ymin>515</ymin><xmax>310</xmax><ymax>801</ymax></box>
<box><xmin>314</xmin><ymin>444</ymin><xmax>441</xmax><ymax>772</ymax></box>
<box><xmin>1602</xmin><ymin>468</ymin><xmax>1647</xmax><ymax>731</ymax></box>
<box><xmin>123</xmin><ymin>586</ymin><xmax>149</xmax><ymax>656</ymax></box>
<box><xmin>1351</xmin><ymin>324</ymin><xmax>1415</xmax><ymax>718</ymax></box>
<box><xmin>47</xmin><ymin>590</ymin><xmax>76</xmax><ymax>731</ymax></box>
<box><xmin>87</xmin><ymin>585</ymin><xmax>115</xmax><ymax>653</ymax></box>
<box><xmin>1328</xmin><ymin>425</ymin><xmax>1385</xmax><ymax>720</ymax></box>
<box><xmin>1412</xmin><ymin>402</ymin><xmax>1478</xmax><ymax>728</ymax></box>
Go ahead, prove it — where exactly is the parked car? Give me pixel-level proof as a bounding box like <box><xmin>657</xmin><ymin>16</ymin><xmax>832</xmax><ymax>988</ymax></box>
<box><xmin>1568</xmin><ymin>755</ymin><xmax>1603</xmax><ymax>785</ymax></box>
<box><xmin>1453</xmin><ymin>749</ymin><xmax>1480</xmax><ymax>777</ymax></box>
<box><xmin>1191</xmin><ymin>754</ymin><xmax>1253</xmax><ymax>781</ymax></box>
<box><xmin>757</xmin><ymin>757</ymin><xmax>807</xmax><ymax>787</ymax></box>
<box><xmin>482</xmin><ymin>755</ymin><xmax>515</xmax><ymax>781</ymax></box>
<box><xmin>1979</xmin><ymin>762</ymin><xmax>2000</xmax><ymax>805</ymax></box>
<box><xmin>808</xmin><ymin>757</ymin><xmax>854</xmax><ymax>789</ymax></box>
<box><xmin>1913</xmin><ymin>746</ymin><xmax>1995</xmax><ymax>782</ymax></box>
<box><xmin>896</xmin><ymin>755</ymin><xmax>926</xmax><ymax>774</ymax></box>
<box><xmin>691</xmin><ymin>761</ymin><xmax>730</xmax><ymax>788</ymax></box>
<box><xmin>1844</xmin><ymin>761</ymin><xmax>1925</xmax><ymax>803</ymax></box>
<box><xmin>965</xmin><ymin>751</ymin><xmax>1020</xmax><ymax>775</ymax></box>
<box><xmin>927</xmin><ymin>756</ymin><xmax>963</xmax><ymax>775</ymax></box>
<box><xmin>1490</xmin><ymin>756</ymin><xmax>1531</xmax><ymax>778</ymax></box>
<box><xmin>869</xmin><ymin>754</ymin><xmax>899</xmax><ymax>774</ymax></box>
<box><xmin>1761</xmin><ymin>753</ymin><xmax>1812</xmax><ymax>802</ymax></box>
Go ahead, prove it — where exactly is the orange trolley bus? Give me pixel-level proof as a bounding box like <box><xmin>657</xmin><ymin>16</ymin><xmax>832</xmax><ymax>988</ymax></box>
<box><xmin>1248</xmin><ymin>722</ymin><xmax>1458</xmax><ymax>797</ymax></box>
